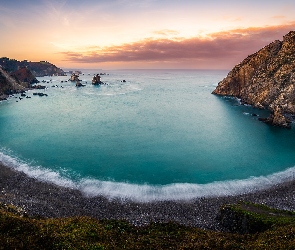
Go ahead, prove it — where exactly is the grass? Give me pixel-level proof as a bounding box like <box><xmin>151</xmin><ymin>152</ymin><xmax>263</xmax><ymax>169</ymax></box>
<box><xmin>1</xmin><ymin>202</ymin><xmax>295</xmax><ymax>249</ymax></box>
<box><xmin>218</xmin><ymin>202</ymin><xmax>295</xmax><ymax>234</ymax></box>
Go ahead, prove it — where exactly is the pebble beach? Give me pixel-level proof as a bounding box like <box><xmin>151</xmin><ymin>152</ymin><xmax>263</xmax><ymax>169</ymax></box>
<box><xmin>1</xmin><ymin>162</ymin><xmax>295</xmax><ymax>231</ymax></box>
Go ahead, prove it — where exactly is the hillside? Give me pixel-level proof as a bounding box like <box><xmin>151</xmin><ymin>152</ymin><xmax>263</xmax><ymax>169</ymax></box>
<box><xmin>0</xmin><ymin>57</ymin><xmax>66</xmax><ymax>77</ymax></box>
<box><xmin>0</xmin><ymin>66</ymin><xmax>27</xmax><ymax>100</ymax></box>
<box><xmin>212</xmin><ymin>31</ymin><xmax>295</xmax><ymax>128</ymax></box>
<box><xmin>1</xmin><ymin>201</ymin><xmax>295</xmax><ymax>249</ymax></box>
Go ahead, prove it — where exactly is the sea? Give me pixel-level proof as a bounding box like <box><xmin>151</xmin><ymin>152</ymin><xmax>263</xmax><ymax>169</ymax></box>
<box><xmin>1</xmin><ymin>69</ymin><xmax>295</xmax><ymax>202</ymax></box>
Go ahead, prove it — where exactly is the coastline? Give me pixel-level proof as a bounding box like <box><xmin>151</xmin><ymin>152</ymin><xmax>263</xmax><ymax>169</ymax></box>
<box><xmin>1</xmin><ymin>162</ymin><xmax>295</xmax><ymax>231</ymax></box>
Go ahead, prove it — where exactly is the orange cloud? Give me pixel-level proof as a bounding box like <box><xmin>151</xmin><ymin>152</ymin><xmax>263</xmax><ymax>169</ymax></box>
<box><xmin>153</xmin><ymin>29</ymin><xmax>180</xmax><ymax>36</ymax></box>
<box><xmin>272</xmin><ymin>15</ymin><xmax>286</xmax><ymax>19</ymax></box>
<box><xmin>61</xmin><ymin>23</ymin><xmax>295</xmax><ymax>68</ymax></box>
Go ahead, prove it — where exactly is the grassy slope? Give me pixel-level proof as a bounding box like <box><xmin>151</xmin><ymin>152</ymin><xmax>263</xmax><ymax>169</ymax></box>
<box><xmin>1</xmin><ymin>202</ymin><xmax>295</xmax><ymax>250</ymax></box>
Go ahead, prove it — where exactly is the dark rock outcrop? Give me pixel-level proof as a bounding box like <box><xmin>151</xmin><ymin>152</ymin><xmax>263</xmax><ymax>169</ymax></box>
<box><xmin>212</xmin><ymin>31</ymin><xmax>295</xmax><ymax>128</ymax></box>
<box><xmin>76</xmin><ymin>82</ymin><xmax>85</xmax><ymax>87</ymax></box>
<box><xmin>69</xmin><ymin>73</ymin><xmax>80</xmax><ymax>82</ymax></box>
<box><xmin>92</xmin><ymin>74</ymin><xmax>103</xmax><ymax>85</ymax></box>
<box><xmin>11</xmin><ymin>67</ymin><xmax>39</xmax><ymax>87</ymax></box>
<box><xmin>0</xmin><ymin>66</ymin><xmax>27</xmax><ymax>100</ymax></box>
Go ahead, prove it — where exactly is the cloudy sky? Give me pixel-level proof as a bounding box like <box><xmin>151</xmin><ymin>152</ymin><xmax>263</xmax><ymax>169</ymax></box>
<box><xmin>0</xmin><ymin>0</ymin><xmax>295</xmax><ymax>69</ymax></box>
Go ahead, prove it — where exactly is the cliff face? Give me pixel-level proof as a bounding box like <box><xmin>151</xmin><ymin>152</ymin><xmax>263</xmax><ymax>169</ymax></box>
<box><xmin>212</xmin><ymin>31</ymin><xmax>295</xmax><ymax>128</ymax></box>
<box><xmin>0</xmin><ymin>58</ymin><xmax>66</xmax><ymax>77</ymax></box>
<box><xmin>11</xmin><ymin>67</ymin><xmax>39</xmax><ymax>87</ymax></box>
<box><xmin>0</xmin><ymin>66</ymin><xmax>26</xmax><ymax>100</ymax></box>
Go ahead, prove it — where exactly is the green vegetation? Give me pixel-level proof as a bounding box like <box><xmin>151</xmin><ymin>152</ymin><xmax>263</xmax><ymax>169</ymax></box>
<box><xmin>218</xmin><ymin>202</ymin><xmax>295</xmax><ymax>234</ymax></box>
<box><xmin>1</xmin><ymin>202</ymin><xmax>295</xmax><ymax>249</ymax></box>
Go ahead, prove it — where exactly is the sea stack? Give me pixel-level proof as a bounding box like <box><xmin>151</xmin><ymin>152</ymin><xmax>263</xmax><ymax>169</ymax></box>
<box><xmin>69</xmin><ymin>73</ymin><xmax>80</xmax><ymax>82</ymax></box>
<box><xmin>92</xmin><ymin>74</ymin><xmax>103</xmax><ymax>85</ymax></box>
<box><xmin>212</xmin><ymin>31</ymin><xmax>295</xmax><ymax>128</ymax></box>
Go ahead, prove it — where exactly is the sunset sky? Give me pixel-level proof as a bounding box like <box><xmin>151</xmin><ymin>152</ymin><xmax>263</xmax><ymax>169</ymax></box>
<box><xmin>0</xmin><ymin>0</ymin><xmax>295</xmax><ymax>70</ymax></box>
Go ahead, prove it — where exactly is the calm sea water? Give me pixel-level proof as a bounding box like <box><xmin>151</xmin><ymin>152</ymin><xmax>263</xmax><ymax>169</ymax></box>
<box><xmin>1</xmin><ymin>69</ymin><xmax>295</xmax><ymax>201</ymax></box>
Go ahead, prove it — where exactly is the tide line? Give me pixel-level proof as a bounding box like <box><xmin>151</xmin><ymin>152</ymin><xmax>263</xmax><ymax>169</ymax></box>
<box><xmin>0</xmin><ymin>151</ymin><xmax>295</xmax><ymax>202</ymax></box>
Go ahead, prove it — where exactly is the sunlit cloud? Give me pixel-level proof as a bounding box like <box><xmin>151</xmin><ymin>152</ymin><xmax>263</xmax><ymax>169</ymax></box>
<box><xmin>153</xmin><ymin>29</ymin><xmax>180</xmax><ymax>36</ymax></box>
<box><xmin>272</xmin><ymin>15</ymin><xmax>286</xmax><ymax>19</ymax></box>
<box><xmin>61</xmin><ymin>23</ymin><xmax>295</xmax><ymax>68</ymax></box>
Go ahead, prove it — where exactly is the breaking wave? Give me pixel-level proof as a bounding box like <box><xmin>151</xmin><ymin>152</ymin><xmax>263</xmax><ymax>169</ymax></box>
<box><xmin>1</xmin><ymin>151</ymin><xmax>295</xmax><ymax>202</ymax></box>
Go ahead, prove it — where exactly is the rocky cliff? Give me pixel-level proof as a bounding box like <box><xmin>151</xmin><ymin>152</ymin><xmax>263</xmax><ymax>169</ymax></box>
<box><xmin>11</xmin><ymin>67</ymin><xmax>39</xmax><ymax>86</ymax></box>
<box><xmin>0</xmin><ymin>58</ymin><xmax>66</xmax><ymax>77</ymax></box>
<box><xmin>212</xmin><ymin>31</ymin><xmax>295</xmax><ymax>128</ymax></box>
<box><xmin>0</xmin><ymin>66</ymin><xmax>27</xmax><ymax>100</ymax></box>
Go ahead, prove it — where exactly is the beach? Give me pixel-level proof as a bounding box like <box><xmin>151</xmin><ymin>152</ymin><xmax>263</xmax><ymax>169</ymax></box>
<box><xmin>1</xmin><ymin>162</ymin><xmax>295</xmax><ymax>232</ymax></box>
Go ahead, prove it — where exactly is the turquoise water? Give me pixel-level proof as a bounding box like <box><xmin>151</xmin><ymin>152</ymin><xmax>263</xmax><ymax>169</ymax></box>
<box><xmin>1</xmin><ymin>69</ymin><xmax>295</xmax><ymax>201</ymax></box>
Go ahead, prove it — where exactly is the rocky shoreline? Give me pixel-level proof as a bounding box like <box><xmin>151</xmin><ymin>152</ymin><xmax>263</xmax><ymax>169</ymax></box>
<box><xmin>1</xmin><ymin>162</ymin><xmax>295</xmax><ymax>232</ymax></box>
<box><xmin>213</xmin><ymin>31</ymin><xmax>295</xmax><ymax>128</ymax></box>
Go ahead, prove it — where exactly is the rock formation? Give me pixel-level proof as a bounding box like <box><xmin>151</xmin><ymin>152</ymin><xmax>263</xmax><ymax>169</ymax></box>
<box><xmin>76</xmin><ymin>81</ymin><xmax>85</xmax><ymax>87</ymax></box>
<box><xmin>69</xmin><ymin>73</ymin><xmax>80</xmax><ymax>82</ymax></box>
<box><xmin>11</xmin><ymin>67</ymin><xmax>39</xmax><ymax>87</ymax></box>
<box><xmin>0</xmin><ymin>58</ymin><xmax>66</xmax><ymax>77</ymax></box>
<box><xmin>212</xmin><ymin>31</ymin><xmax>295</xmax><ymax>128</ymax></box>
<box><xmin>0</xmin><ymin>66</ymin><xmax>27</xmax><ymax>100</ymax></box>
<box><xmin>92</xmin><ymin>74</ymin><xmax>103</xmax><ymax>85</ymax></box>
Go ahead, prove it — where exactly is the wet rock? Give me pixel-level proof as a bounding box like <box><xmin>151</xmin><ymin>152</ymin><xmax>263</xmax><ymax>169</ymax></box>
<box><xmin>92</xmin><ymin>74</ymin><xmax>103</xmax><ymax>85</ymax></box>
<box><xmin>33</xmin><ymin>92</ymin><xmax>48</xmax><ymax>97</ymax></box>
<box><xmin>31</xmin><ymin>85</ymin><xmax>46</xmax><ymax>89</ymax></box>
<box><xmin>69</xmin><ymin>73</ymin><xmax>80</xmax><ymax>82</ymax></box>
<box><xmin>76</xmin><ymin>81</ymin><xmax>85</xmax><ymax>87</ymax></box>
<box><xmin>264</xmin><ymin>107</ymin><xmax>291</xmax><ymax>128</ymax></box>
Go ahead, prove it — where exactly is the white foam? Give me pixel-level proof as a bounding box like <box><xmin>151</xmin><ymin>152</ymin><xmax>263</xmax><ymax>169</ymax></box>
<box><xmin>0</xmin><ymin>151</ymin><xmax>75</xmax><ymax>189</ymax></box>
<box><xmin>1</xmin><ymin>151</ymin><xmax>295</xmax><ymax>202</ymax></box>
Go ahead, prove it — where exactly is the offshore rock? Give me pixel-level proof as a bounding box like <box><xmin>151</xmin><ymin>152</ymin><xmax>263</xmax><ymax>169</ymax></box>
<box><xmin>212</xmin><ymin>31</ymin><xmax>295</xmax><ymax>128</ymax></box>
<box><xmin>69</xmin><ymin>73</ymin><xmax>80</xmax><ymax>82</ymax></box>
<box><xmin>92</xmin><ymin>74</ymin><xmax>103</xmax><ymax>85</ymax></box>
<box><xmin>76</xmin><ymin>81</ymin><xmax>85</xmax><ymax>87</ymax></box>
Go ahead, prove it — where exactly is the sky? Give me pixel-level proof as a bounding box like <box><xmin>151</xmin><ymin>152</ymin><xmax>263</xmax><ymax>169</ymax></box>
<box><xmin>0</xmin><ymin>0</ymin><xmax>295</xmax><ymax>70</ymax></box>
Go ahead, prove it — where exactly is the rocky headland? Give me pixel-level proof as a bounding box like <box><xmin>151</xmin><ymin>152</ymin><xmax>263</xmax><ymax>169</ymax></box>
<box><xmin>0</xmin><ymin>66</ymin><xmax>33</xmax><ymax>100</ymax></box>
<box><xmin>11</xmin><ymin>67</ymin><xmax>39</xmax><ymax>86</ymax></box>
<box><xmin>212</xmin><ymin>31</ymin><xmax>295</xmax><ymax>128</ymax></box>
<box><xmin>0</xmin><ymin>57</ymin><xmax>66</xmax><ymax>77</ymax></box>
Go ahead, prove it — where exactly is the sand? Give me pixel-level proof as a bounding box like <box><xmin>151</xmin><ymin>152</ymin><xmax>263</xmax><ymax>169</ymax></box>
<box><xmin>1</xmin><ymin>162</ymin><xmax>295</xmax><ymax>231</ymax></box>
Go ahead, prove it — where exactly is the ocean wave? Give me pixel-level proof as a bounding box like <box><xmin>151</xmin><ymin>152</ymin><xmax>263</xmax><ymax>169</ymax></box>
<box><xmin>1</xmin><ymin>151</ymin><xmax>295</xmax><ymax>202</ymax></box>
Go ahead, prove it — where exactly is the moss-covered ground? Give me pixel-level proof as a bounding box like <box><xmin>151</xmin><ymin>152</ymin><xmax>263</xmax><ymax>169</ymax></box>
<box><xmin>1</xmin><ymin>202</ymin><xmax>295</xmax><ymax>249</ymax></box>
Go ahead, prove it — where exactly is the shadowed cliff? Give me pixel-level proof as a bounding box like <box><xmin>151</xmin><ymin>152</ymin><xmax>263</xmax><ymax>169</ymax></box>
<box><xmin>0</xmin><ymin>66</ymin><xmax>38</xmax><ymax>100</ymax></box>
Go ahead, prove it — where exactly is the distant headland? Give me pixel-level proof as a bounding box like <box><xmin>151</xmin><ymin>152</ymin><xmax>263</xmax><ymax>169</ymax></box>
<box><xmin>0</xmin><ymin>57</ymin><xmax>65</xmax><ymax>100</ymax></box>
<box><xmin>0</xmin><ymin>57</ymin><xmax>66</xmax><ymax>77</ymax></box>
<box><xmin>213</xmin><ymin>31</ymin><xmax>295</xmax><ymax>128</ymax></box>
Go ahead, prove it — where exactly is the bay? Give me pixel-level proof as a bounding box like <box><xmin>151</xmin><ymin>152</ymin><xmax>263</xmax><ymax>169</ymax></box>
<box><xmin>0</xmin><ymin>69</ymin><xmax>295</xmax><ymax>201</ymax></box>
